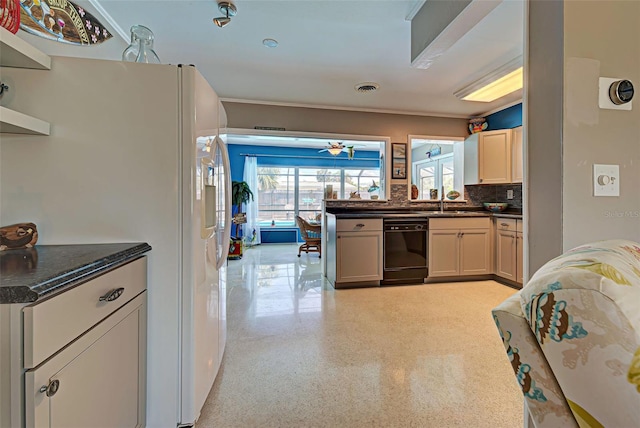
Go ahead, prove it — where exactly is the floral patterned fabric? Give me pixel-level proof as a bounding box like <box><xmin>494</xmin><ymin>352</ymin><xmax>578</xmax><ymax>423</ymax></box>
<box><xmin>494</xmin><ymin>239</ymin><xmax>640</xmax><ymax>427</ymax></box>
<box><xmin>492</xmin><ymin>295</ymin><xmax>577</xmax><ymax>427</ymax></box>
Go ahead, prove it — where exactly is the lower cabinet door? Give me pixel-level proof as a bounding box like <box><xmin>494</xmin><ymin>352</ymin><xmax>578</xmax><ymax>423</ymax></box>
<box><xmin>459</xmin><ymin>229</ymin><xmax>491</xmax><ymax>275</ymax></box>
<box><xmin>496</xmin><ymin>230</ymin><xmax>517</xmax><ymax>281</ymax></box>
<box><xmin>336</xmin><ymin>231</ymin><xmax>382</xmax><ymax>282</ymax></box>
<box><xmin>25</xmin><ymin>294</ymin><xmax>146</xmax><ymax>428</ymax></box>
<box><xmin>428</xmin><ymin>230</ymin><xmax>459</xmax><ymax>277</ymax></box>
<box><xmin>516</xmin><ymin>231</ymin><xmax>524</xmax><ymax>284</ymax></box>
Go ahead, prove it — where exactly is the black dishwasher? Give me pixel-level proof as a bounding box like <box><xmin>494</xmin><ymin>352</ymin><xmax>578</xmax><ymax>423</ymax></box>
<box><xmin>382</xmin><ymin>218</ymin><xmax>428</xmax><ymax>285</ymax></box>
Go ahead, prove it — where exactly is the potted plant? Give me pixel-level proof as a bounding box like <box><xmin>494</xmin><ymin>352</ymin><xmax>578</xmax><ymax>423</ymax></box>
<box><xmin>228</xmin><ymin>180</ymin><xmax>254</xmax><ymax>260</ymax></box>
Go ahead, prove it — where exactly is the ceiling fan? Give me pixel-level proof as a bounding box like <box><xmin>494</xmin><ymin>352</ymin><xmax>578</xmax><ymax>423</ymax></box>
<box><xmin>318</xmin><ymin>142</ymin><xmax>358</xmax><ymax>159</ymax></box>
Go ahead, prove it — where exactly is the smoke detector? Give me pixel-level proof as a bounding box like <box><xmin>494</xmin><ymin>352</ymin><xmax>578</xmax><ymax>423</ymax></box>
<box><xmin>355</xmin><ymin>82</ymin><xmax>380</xmax><ymax>93</ymax></box>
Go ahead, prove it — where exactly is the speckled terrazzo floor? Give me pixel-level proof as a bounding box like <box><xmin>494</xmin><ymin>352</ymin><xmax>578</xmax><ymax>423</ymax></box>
<box><xmin>196</xmin><ymin>243</ymin><xmax>523</xmax><ymax>428</ymax></box>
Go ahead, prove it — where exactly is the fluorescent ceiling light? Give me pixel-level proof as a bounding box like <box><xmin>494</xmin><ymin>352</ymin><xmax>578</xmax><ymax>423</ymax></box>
<box><xmin>455</xmin><ymin>57</ymin><xmax>523</xmax><ymax>102</ymax></box>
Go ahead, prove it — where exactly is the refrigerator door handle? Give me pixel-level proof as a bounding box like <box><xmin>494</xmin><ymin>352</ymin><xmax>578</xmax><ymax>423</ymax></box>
<box><xmin>200</xmin><ymin>157</ymin><xmax>216</xmax><ymax>240</ymax></box>
<box><xmin>214</xmin><ymin>135</ymin><xmax>232</xmax><ymax>270</ymax></box>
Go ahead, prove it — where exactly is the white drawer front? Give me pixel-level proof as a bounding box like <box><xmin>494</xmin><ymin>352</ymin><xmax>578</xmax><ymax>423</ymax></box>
<box><xmin>23</xmin><ymin>257</ymin><xmax>147</xmax><ymax>368</ymax></box>
<box><xmin>495</xmin><ymin>218</ymin><xmax>517</xmax><ymax>231</ymax></box>
<box><xmin>336</xmin><ymin>218</ymin><xmax>382</xmax><ymax>232</ymax></box>
<box><xmin>429</xmin><ymin>217</ymin><xmax>490</xmax><ymax>230</ymax></box>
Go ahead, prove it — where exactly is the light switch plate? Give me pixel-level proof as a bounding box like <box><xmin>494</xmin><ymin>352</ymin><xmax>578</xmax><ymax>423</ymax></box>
<box><xmin>593</xmin><ymin>164</ymin><xmax>619</xmax><ymax>196</ymax></box>
<box><xmin>599</xmin><ymin>77</ymin><xmax>633</xmax><ymax>110</ymax></box>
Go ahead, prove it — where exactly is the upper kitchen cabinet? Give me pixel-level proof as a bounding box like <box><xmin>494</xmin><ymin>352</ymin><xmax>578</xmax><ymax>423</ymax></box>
<box><xmin>0</xmin><ymin>27</ymin><xmax>51</xmax><ymax>135</ymax></box>
<box><xmin>464</xmin><ymin>129</ymin><xmax>512</xmax><ymax>184</ymax></box>
<box><xmin>511</xmin><ymin>126</ymin><xmax>523</xmax><ymax>183</ymax></box>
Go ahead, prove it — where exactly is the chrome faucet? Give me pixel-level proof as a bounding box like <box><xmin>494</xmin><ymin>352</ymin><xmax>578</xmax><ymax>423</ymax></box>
<box><xmin>439</xmin><ymin>186</ymin><xmax>444</xmax><ymax>213</ymax></box>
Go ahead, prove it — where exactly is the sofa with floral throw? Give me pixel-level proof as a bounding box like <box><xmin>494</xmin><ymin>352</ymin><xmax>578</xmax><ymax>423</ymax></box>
<box><xmin>492</xmin><ymin>239</ymin><xmax>640</xmax><ymax>427</ymax></box>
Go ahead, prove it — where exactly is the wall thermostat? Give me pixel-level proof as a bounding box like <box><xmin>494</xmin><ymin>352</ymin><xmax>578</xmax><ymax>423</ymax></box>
<box><xmin>609</xmin><ymin>79</ymin><xmax>634</xmax><ymax>105</ymax></box>
<box><xmin>599</xmin><ymin>77</ymin><xmax>633</xmax><ymax>110</ymax></box>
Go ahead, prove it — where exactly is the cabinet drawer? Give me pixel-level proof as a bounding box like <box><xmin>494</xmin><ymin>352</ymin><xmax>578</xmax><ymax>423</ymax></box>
<box><xmin>23</xmin><ymin>257</ymin><xmax>147</xmax><ymax>368</ymax></box>
<box><xmin>336</xmin><ymin>218</ymin><xmax>382</xmax><ymax>232</ymax></box>
<box><xmin>495</xmin><ymin>218</ymin><xmax>517</xmax><ymax>231</ymax></box>
<box><xmin>429</xmin><ymin>217</ymin><xmax>490</xmax><ymax>230</ymax></box>
<box><xmin>516</xmin><ymin>219</ymin><xmax>523</xmax><ymax>232</ymax></box>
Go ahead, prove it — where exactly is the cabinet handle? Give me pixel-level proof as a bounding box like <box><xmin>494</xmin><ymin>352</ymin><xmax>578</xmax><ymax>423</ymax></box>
<box><xmin>40</xmin><ymin>379</ymin><xmax>60</xmax><ymax>397</ymax></box>
<box><xmin>99</xmin><ymin>287</ymin><xmax>125</xmax><ymax>302</ymax></box>
<box><xmin>356</xmin><ymin>223</ymin><xmax>365</xmax><ymax>228</ymax></box>
<box><xmin>479</xmin><ymin>178</ymin><xmax>483</xmax><ymax>183</ymax></box>
<box><xmin>501</xmin><ymin>223</ymin><xmax>509</xmax><ymax>227</ymax></box>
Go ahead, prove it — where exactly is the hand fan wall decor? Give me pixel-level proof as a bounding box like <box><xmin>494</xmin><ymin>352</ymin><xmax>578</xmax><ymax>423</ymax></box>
<box><xmin>20</xmin><ymin>0</ymin><xmax>112</xmax><ymax>45</ymax></box>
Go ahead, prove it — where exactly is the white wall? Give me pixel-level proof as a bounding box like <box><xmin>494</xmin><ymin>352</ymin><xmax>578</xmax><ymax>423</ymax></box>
<box><xmin>562</xmin><ymin>1</ymin><xmax>640</xmax><ymax>250</ymax></box>
<box><xmin>527</xmin><ymin>0</ymin><xmax>640</xmax><ymax>274</ymax></box>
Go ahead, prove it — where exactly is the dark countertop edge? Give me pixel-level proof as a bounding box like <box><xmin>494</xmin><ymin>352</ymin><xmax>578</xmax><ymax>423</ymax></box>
<box><xmin>327</xmin><ymin>211</ymin><xmax>522</xmax><ymax>219</ymax></box>
<box><xmin>492</xmin><ymin>213</ymin><xmax>523</xmax><ymax>219</ymax></box>
<box><xmin>0</xmin><ymin>243</ymin><xmax>152</xmax><ymax>304</ymax></box>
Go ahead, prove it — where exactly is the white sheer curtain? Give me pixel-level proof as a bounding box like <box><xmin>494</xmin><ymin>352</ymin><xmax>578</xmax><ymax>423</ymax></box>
<box><xmin>242</xmin><ymin>156</ymin><xmax>261</xmax><ymax>246</ymax></box>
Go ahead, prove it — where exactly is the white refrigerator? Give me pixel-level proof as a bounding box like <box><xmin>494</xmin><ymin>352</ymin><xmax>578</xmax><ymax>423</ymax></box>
<box><xmin>0</xmin><ymin>57</ymin><xmax>232</xmax><ymax>426</ymax></box>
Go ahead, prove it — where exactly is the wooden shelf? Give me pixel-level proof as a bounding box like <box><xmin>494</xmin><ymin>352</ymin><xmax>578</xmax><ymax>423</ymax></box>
<box><xmin>0</xmin><ymin>106</ymin><xmax>50</xmax><ymax>135</ymax></box>
<box><xmin>0</xmin><ymin>27</ymin><xmax>51</xmax><ymax>70</ymax></box>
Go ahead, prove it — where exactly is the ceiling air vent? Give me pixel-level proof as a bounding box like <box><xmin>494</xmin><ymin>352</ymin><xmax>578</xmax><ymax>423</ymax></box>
<box><xmin>355</xmin><ymin>82</ymin><xmax>380</xmax><ymax>93</ymax></box>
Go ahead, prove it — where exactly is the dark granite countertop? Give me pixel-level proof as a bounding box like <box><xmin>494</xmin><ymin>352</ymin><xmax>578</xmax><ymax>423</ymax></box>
<box><xmin>0</xmin><ymin>242</ymin><xmax>152</xmax><ymax>304</ymax></box>
<box><xmin>326</xmin><ymin>207</ymin><xmax>522</xmax><ymax>219</ymax></box>
<box><xmin>327</xmin><ymin>210</ymin><xmax>492</xmax><ymax>219</ymax></box>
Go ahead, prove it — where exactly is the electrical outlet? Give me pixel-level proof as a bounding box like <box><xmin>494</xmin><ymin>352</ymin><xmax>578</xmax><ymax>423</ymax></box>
<box><xmin>593</xmin><ymin>164</ymin><xmax>620</xmax><ymax>196</ymax></box>
<box><xmin>506</xmin><ymin>189</ymin><xmax>514</xmax><ymax>200</ymax></box>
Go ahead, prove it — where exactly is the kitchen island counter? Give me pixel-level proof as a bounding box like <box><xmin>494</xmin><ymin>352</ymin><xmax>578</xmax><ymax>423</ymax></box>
<box><xmin>0</xmin><ymin>242</ymin><xmax>151</xmax><ymax>303</ymax></box>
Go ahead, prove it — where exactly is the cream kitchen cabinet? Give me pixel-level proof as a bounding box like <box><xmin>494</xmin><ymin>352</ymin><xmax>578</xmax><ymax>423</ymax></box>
<box><xmin>494</xmin><ymin>218</ymin><xmax>523</xmax><ymax>286</ymax></box>
<box><xmin>511</xmin><ymin>126</ymin><xmax>523</xmax><ymax>183</ymax></box>
<box><xmin>326</xmin><ymin>216</ymin><xmax>383</xmax><ymax>288</ymax></box>
<box><xmin>516</xmin><ymin>221</ymin><xmax>523</xmax><ymax>284</ymax></box>
<box><xmin>464</xmin><ymin>129</ymin><xmax>512</xmax><ymax>184</ymax></box>
<box><xmin>428</xmin><ymin>217</ymin><xmax>491</xmax><ymax>277</ymax></box>
<box><xmin>23</xmin><ymin>257</ymin><xmax>148</xmax><ymax>428</ymax></box>
<box><xmin>0</xmin><ymin>27</ymin><xmax>51</xmax><ymax>135</ymax></box>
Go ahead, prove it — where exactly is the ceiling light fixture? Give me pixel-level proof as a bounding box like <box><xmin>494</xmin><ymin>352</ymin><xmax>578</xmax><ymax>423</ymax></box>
<box><xmin>454</xmin><ymin>56</ymin><xmax>523</xmax><ymax>102</ymax></box>
<box><xmin>213</xmin><ymin>1</ymin><xmax>237</xmax><ymax>28</ymax></box>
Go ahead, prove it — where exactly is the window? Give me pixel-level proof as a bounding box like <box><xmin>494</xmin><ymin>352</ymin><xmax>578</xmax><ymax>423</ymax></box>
<box><xmin>257</xmin><ymin>166</ymin><xmax>381</xmax><ymax>226</ymax></box>
<box><xmin>257</xmin><ymin>167</ymin><xmax>295</xmax><ymax>226</ymax></box>
<box><xmin>414</xmin><ymin>154</ymin><xmax>455</xmax><ymax>198</ymax></box>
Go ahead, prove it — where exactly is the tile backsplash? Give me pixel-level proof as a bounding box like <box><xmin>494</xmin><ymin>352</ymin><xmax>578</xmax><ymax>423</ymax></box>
<box><xmin>324</xmin><ymin>183</ymin><xmax>522</xmax><ymax>211</ymax></box>
<box><xmin>464</xmin><ymin>184</ymin><xmax>522</xmax><ymax>209</ymax></box>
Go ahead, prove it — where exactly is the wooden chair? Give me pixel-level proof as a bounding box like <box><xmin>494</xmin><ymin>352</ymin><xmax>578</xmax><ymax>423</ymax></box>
<box><xmin>295</xmin><ymin>215</ymin><xmax>321</xmax><ymax>258</ymax></box>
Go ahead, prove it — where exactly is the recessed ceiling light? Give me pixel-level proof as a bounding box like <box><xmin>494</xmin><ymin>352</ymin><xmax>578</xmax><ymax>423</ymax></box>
<box><xmin>263</xmin><ymin>38</ymin><xmax>278</xmax><ymax>48</ymax></box>
<box><xmin>355</xmin><ymin>82</ymin><xmax>380</xmax><ymax>93</ymax></box>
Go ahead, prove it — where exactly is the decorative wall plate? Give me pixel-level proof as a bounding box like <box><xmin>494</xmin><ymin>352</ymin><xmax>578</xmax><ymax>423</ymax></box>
<box><xmin>19</xmin><ymin>0</ymin><xmax>112</xmax><ymax>45</ymax></box>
